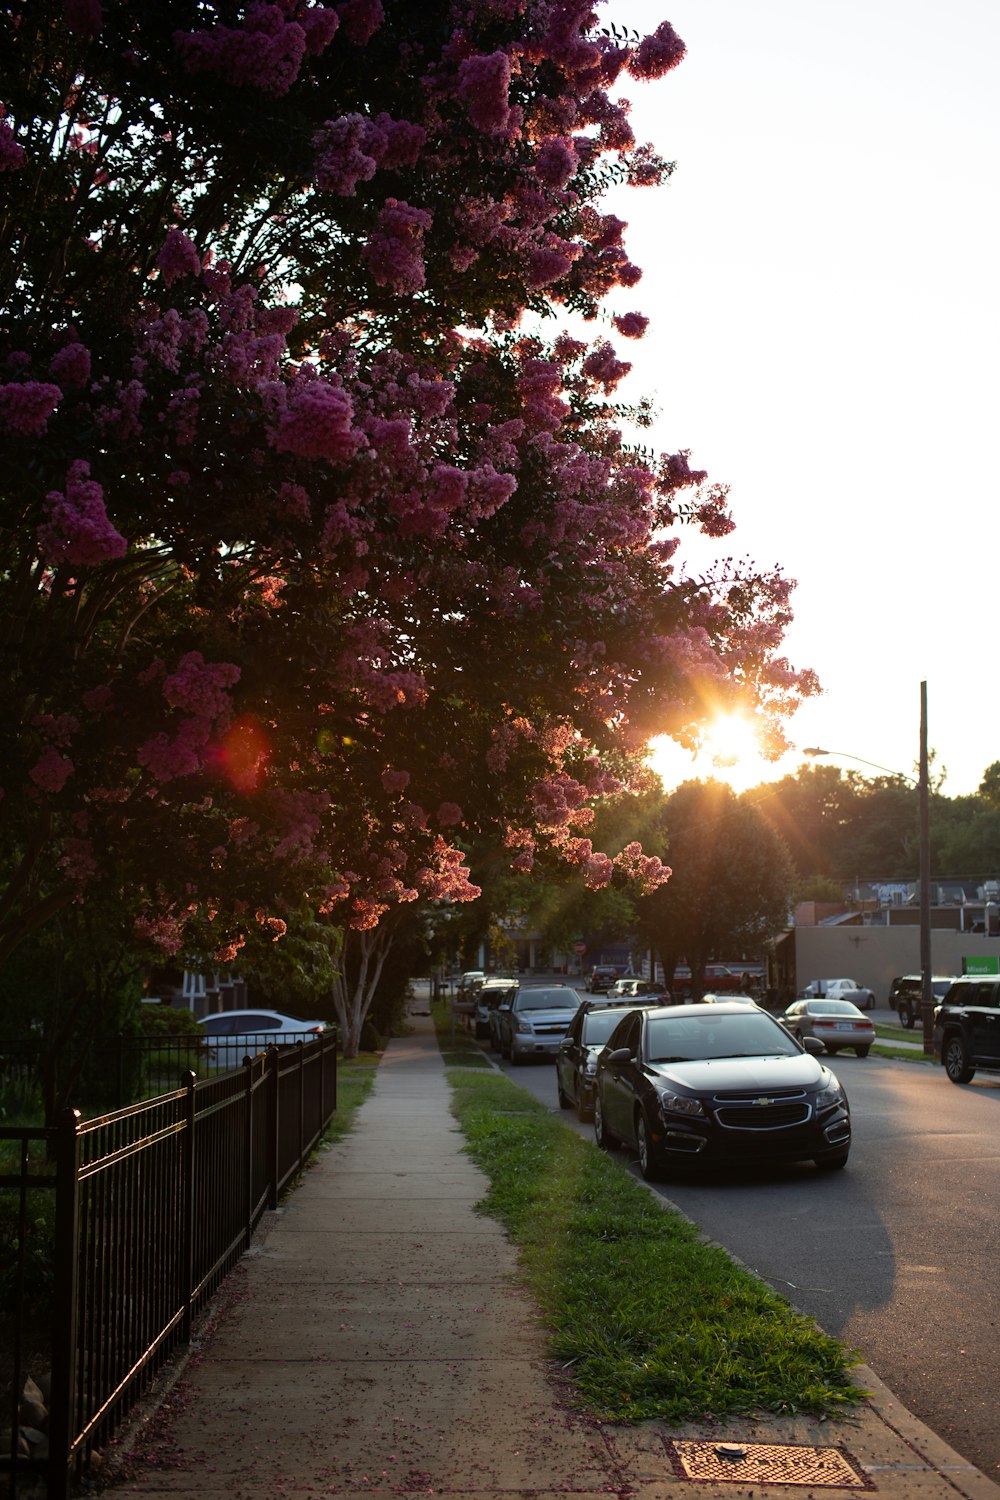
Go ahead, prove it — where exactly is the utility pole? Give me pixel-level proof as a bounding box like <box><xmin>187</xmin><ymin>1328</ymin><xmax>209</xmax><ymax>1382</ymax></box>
<box><xmin>919</xmin><ymin>680</ymin><xmax>933</xmax><ymax>1055</ymax></box>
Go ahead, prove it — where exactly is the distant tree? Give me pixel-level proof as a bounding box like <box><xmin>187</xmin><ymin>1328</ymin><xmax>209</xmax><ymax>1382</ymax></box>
<box><xmin>636</xmin><ymin>780</ymin><xmax>794</xmax><ymax>998</ymax></box>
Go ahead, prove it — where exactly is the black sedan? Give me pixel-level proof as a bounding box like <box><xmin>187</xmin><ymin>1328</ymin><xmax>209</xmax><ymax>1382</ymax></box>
<box><xmin>593</xmin><ymin>1002</ymin><xmax>851</xmax><ymax>1180</ymax></box>
<box><xmin>556</xmin><ymin>1000</ymin><xmax>665</xmax><ymax>1121</ymax></box>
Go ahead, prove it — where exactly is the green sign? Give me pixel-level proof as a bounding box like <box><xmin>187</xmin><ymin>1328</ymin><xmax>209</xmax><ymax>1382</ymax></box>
<box><xmin>964</xmin><ymin>956</ymin><xmax>1000</xmax><ymax>976</ymax></box>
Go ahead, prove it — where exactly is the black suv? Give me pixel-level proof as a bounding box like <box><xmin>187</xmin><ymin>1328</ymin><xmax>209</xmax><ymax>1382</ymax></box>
<box><xmin>888</xmin><ymin>974</ymin><xmax>955</xmax><ymax>1029</ymax></box>
<box><xmin>934</xmin><ymin>976</ymin><xmax>1000</xmax><ymax>1083</ymax></box>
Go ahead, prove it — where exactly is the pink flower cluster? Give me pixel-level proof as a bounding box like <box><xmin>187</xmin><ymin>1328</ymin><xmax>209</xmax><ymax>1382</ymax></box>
<box><xmin>37</xmin><ymin>460</ymin><xmax>127</xmax><ymax>567</ymax></box>
<box><xmin>627</xmin><ymin>20</ymin><xmax>686</xmax><ymax>80</ymax></box>
<box><xmin>363</xmin><ymin>199</ymin><xmax>433</xmax><ymax>294</ymax></box>
<box><xmin>614</xmin><ymin>841</ymin><xmax>671</xmax><ymax>893</ymax></box>
<box><xmin>175</xmin><ymin>3</ymin><xmax>337</xmax><ymax>96</ymax></box>
<box><xmin>456</xmin><ymin>51</ymin><xmax>512</xmax><ymax>134</ymax></box>
<box><xmin>29</xmin><ymin>747</ymin><xmax>74</xmax><ymax>794</ymax></box>
<box><xmin>530</xmin><ymin>773</ymin><xmax>589</xmax><ymax>828</ymax></box>
<box><xmin>0</xmin><ymin>381</ymin><xmax>61</xmax><ymax>435</ymax></box>
<box><xmin>49</xmin><ymin>341</ymin><xmax>92</xmax><ymax>387</ymax></box>
<box><xmin>335</xmin><ymin>0</ymin><xmax>383</xmax><ymax>45</ymax></box>
<box><xmin>313</xmin><ymin>112</ymin><xmax>426</xmax><ymax>196</ymax></box>
<box><xmin>0</xmin><ymin>106</ymin><xmax>24</xmax><ymax>172</ymax></box>
<box><xmin>156</xmin><ymin>228</ymin><xmax>203</xmax><ymax>286</ymax></box>
<box><xmin>162</xmin><ymin>651</ymin><xmax>241</xmax><ymax>719</ymax></box>
<box><xmin>271</xmin><ymin>376</ymin><xmax>364</xmax><ymax>462</ymax></box>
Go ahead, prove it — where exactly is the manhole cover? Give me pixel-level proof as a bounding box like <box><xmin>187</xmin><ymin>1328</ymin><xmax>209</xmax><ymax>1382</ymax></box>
<box><xmin>666</xmin><ymin>1441</ymin><xmax>874</xmax><ymax>1489</ymax></box>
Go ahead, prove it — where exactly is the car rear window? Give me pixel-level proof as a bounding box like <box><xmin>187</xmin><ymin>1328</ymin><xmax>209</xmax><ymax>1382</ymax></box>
<box><xmin>517</xmin><ymin>990</ymin><xmax>578</xmax><ymax>1010</ymax></box>
<box><xmin>809</xmin><ymin>1001</ymin><xmax>861</xmax><ymax>1015</ymax></box>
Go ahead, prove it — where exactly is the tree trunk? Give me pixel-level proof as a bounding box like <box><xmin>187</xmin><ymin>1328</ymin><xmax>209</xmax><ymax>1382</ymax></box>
<box><xmin>331</xmin><ymin>924</ymin><xmax>395</xmax><ymax>1058</ymax></box>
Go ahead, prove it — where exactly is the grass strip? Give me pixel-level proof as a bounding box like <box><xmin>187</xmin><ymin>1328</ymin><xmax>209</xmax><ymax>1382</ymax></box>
<box><xmin>323</xmin><ymin>1059</ymin><xmax>378</xmax><ymax>1143</ymax></box>
<box><xmin>446</xmin><ymin>1065</ymin><xmax>864</xmax><ymax>1423</ymax></box>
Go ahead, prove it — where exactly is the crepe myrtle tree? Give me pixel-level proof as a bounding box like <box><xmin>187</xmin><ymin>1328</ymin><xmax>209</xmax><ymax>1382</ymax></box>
<box><xmin>0</xmin><ymin>0</ymin><xmax>816</xmax><ymax>1045</ymax></box>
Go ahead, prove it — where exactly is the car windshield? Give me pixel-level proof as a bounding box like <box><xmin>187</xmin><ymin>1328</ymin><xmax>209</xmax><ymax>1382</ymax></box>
<box><xmin>647</xmin><ymin>1011</ymin><xmax>799</xmax><ymax>1062</ymax></box>
<box><xmin>582</xmin><ymin>1010</ymin><xmax>634</xmax><ymax>1045</ymax></box>
<box><xmin>517</xmin><ymin>990</ymin><xmax>578</xmax><ymax>1010</ymax></box>
<box><xmin>809</xmin><ymin>1001</ymin><xmax>861</xmax><ymax>1015</ymax></box>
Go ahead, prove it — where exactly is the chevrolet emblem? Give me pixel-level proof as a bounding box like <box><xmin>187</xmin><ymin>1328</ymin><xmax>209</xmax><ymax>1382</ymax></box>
<box><xmin>755</xmin><ymin>1097</ymin><xmax>775</xmax><ymax>1107</ymax></box>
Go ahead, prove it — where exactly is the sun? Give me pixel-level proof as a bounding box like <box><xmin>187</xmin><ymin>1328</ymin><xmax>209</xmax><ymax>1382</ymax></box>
<box><xmin>646</xmin><ymin>713</ymin><xmax>778</xmax><ymax>794</ymax></box>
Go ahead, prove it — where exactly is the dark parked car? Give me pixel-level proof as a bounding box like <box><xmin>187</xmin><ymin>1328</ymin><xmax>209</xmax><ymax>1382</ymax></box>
<box><xmin>888</xmin><ymin>974</ymin><xmax>955</xmax><ymax>1029</ymax></box>
<box><xmin>497</xmin><ymin>985</ymin><xmax>582</xmax><ymax>1062</ymax></box>
<box><xmin>586</xmin><ymin>965</ymin><xmax>620</xmax><ymax>994</ymax></box>
<box><xmin>592</xmin><ymin>1002</ymin><xmax>851</xmax><ymax>1180</ymax></box>
<box><xmin>557</xmin><ymin>1000</ymin><xmax>663</xmax><ymax>1121</ymax></box>
<box><xmin>934</xmin><ymin>975</ymin><xmax>1000</xmax><ymax>1083</ymax></box>
<box><xmin>474</xmin><ymin>978</ymin><xmax>518</xmax><ymax>1040</ymax></box>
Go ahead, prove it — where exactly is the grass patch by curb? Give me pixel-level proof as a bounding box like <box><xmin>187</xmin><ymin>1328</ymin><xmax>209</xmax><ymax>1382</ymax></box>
<box><xmin>323</xmin><ymin>1060</ymin><xmax>378</xmax><ymax>1143</ymax></box>
<box><xmin>445</xmin><ymin>1065</ymin><xmax>864</xmax><ymax>1424</ymax></box>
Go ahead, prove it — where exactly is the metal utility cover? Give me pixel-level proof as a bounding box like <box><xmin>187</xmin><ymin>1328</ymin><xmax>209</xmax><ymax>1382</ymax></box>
<box><xmin>666</xmin><ymin>1440</ymin><xmax>874</xmax><ymax>1489</ymax></box>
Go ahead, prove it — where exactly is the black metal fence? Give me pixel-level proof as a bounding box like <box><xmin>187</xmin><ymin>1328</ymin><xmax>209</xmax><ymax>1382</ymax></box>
<box><xmin>0</xmin><ymin>1032</ymin><xmax>338</xmax><ymax>1499</ymax></box>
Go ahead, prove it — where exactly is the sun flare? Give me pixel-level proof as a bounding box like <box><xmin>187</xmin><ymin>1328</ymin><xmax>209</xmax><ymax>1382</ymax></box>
<box><xmin>646</xmin><ymin>713</ymin><xmax>776</xmax><ymax>794</ymax></box>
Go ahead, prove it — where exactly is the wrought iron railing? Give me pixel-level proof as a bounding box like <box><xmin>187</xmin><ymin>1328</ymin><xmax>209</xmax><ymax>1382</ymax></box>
<box><xmin>0</xmin><ymin>1032</ymin><xmax>337</xmax><ymax>1500</ymax></box>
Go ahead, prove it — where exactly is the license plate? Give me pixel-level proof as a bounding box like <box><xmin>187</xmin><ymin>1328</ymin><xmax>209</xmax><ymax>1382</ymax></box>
<box><xmin>835</xmin><ymin>1023</ymin><xmax>854</xmax><ymax>1030</ymax></box>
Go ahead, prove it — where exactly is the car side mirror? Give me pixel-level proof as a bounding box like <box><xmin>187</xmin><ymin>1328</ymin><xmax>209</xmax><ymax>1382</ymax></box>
<box><xmin>801</xmin><ymin>1036</ymin><xmax>825</xmax><ymax>1055</ymax></box>
<box><xmin>607</xmin><ymin>1046</ymin><xmax>632</xmax><ymax>1064</ymax></box>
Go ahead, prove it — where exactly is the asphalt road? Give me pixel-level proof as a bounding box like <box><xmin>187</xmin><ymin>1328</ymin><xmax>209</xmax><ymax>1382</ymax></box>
<box><xmin>487</xmin><ymin>997</ymin><xmax>1000</xmax><ymax>1483</ymax></box>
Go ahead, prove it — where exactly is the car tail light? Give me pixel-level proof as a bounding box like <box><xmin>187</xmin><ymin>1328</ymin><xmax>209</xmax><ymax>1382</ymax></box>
<box><xmin>859</xmin><ymin>1021</ymin><xmax>874</xmax><ymax>1030</ymax></box>
<box><xmin>814</xmin><ymin>1020</ymin><xmax>835</xmax><ymax>1028</ymax></box>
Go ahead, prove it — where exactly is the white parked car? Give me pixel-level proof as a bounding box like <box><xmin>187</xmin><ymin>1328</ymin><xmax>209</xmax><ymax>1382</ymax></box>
<box><xmin>802</xmin><ymin>977</ymin><xmax>875</xmax><ymax>1011</ymax></box>
<box><xmin>199</xmin><ymin>1009</ymin><xmax>327</xmax><ymax>1066</ymax></box>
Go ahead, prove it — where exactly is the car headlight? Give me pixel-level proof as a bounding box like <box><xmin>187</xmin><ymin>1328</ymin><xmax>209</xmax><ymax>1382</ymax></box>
<box><xmin>815</xmin><ymin>1075</ymin><xmax>846</xmax><ymax>1111</ymax></box>
<box><xmin>656</xmin><ymin>1088</ymin><xmax>705</xmax><ymax>1119</ymax></box>
<box><xmin>514</xmin><ymin>1017</ymin><xmax>534</xmax><ymax>1033</ymax></box>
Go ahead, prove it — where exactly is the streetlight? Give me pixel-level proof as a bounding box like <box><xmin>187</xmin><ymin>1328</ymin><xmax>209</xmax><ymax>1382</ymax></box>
<box><xmin>803</xmin><ymin>682</ymin><xmax>932</xmax><ymax>1054</ymax></box>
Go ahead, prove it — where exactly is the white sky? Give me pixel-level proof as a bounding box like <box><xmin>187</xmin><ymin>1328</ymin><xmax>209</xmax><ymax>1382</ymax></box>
<box><xmin>609</xmin><ymin>0</ymin><xmax>1000</xmax><ymax>796</ymax></box>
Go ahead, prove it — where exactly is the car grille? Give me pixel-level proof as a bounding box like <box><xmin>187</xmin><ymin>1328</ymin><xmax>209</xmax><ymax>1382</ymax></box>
<box><xmin>532</xmin><ymin>1023</ymin><xmax>568</xmax><ymax>1037</ymax></box>
<box><xmin>712</xmin><ymin>1089</ymin><xmax>811</xmax><ymax>1131</ymax></box>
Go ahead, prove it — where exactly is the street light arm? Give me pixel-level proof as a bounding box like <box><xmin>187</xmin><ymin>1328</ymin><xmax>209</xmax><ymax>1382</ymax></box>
<box><xmin>802</xmin><ymin>747</ymin><xmax>918</xmax><ymax>786</ymax></box>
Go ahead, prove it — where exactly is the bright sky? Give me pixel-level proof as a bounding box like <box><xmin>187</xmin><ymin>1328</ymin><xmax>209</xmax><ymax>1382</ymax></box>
<box><xmin>611</xmin><ymin>0</ymin><xmax>1000</xmax><ymax>796</ymax></box>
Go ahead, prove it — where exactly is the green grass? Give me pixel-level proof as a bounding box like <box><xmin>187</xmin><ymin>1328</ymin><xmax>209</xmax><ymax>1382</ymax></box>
<box><xmin>323</xmin><ymin>1060</ymin><xmax>379</xmax><ymax>1142</ymax></box>
<box><xmin>445</xmin><ymin>1067</ymin><xmax>864</xmax><ymax>1424</ymax></box>
<box><xmin>431</xmin><ymin>999</ymin><xmax>494</xmax><ymax>1068</ymax></box>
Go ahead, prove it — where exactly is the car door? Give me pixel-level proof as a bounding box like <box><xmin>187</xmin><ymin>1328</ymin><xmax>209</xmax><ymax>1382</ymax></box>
<box><xmin>602</xmin><ymin>1010</ymin><xmax>642</xmax><ymax>1141</ymax></box>
<box><xmin>968</xmin><ymin>982</ymin><xmax>1000</xmax><ymax>1062</ymax></box>
<box><xmin>557</xmin><ymin>1011</ymin><xmax>583</xmax><ymax>1100</ymax></box>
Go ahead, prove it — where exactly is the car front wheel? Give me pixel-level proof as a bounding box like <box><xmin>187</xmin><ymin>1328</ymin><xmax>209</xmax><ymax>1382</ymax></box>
<box><xmin>899</xmin><ymin>1003</ymin><xmax>914</xmax><ymax>1029</ymax></box>
<box><xmin>636</xmin><ymin>1112</ymin><xmax>664</xmax><ymax>1182</ymax></box>
<box><xmin>816</xmin><ymin>1150</ymin><xmax>849</xmax><ymax>1171</ymax></box>
<box><xmin>594</xmin><ymin>1091</ymin><xmax>616</xmax><ymax>1150</ymax></box>
<box><xmin>943</xmin><ymin>1034</ymin><xmax>976</xmax><ymax>1084</ymax></box>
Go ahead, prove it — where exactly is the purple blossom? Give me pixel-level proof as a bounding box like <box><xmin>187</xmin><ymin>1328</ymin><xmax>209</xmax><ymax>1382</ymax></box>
<box><xmin>535</xmin><ymin>137</ymin><xmax>577</xmax><ymax>189</ymax></box>
<box><xmin>30</xmin><ymin>747</ymin><xmax>74</xmax><ymax>794</ymax></box>
<box><xmin>49</xmin><ymin>341</ymin><xmax>92</xmax><ymax>387</ymax></box>
<box><xmin>37</xmin><ymin>461</ymin><xmax>127</xmax><ymax>567</ymax></box>
<box><xmin>0</xmin><ymin>381</ymin><xmax>62</xmax><ymax>435</ymax></box>
<box><xmin>456</xmin><ymin>51</ymin><xmax>512</xmax><ymax>134</ymax></box>
<box><xmin>335</xmin><ymin>0</ymin><xmax>384</xmax><ymax>45</ymax></box>
<box><xmin>612</xmin><ymin>312</ymin><xmax>648</xmax><ymax>340</ymax></box>
<box><xmin>300</xmin><ymin>4</ymin><xmax>340</xmax><ymax>55</ymax></box>
<box><xmin>525</xmin><ymin>238</ymin><xmax>580</xmax><ymax>290</ymax></box>
<box><xmin>273</xmin><ymin>378</ymin><xmax>364</xmax><ymax>461</ymax></box>
<box><xmin>0</xmin><ymin>108</ymin><xmax>24</xmax><ymax>172</ymax></box>
<box><xmin>363</xmin><ymin>198</ymin><xmax>432</xmax><ymax>294</ymax></box>
<box><xmin>582</xmin><ymin>341</ymin><xmax>631</xmax><ymax>390</ymax></box>
<box><xmin>175</xmin><ymin>5</ymin><xmax>308</xmax><ymax>96</ymax></box>
<box><xmin>628</xmin><ymin>21</ymin><xmax>686</xmax><ymax>80</ymax></box>
<box><xmin>313</xmin><ymin>114</ymin><xmax>381</xmax><ymax>195</ymax></box>
<box><xmin>156</xmin><ymin>228</ymin><xmax>202</xmax><ymax>285</ymax></box>
<box><xmin>163</xmin><ymin>652</ymin><xmax>241</xmax><ymax>719</ymax></box>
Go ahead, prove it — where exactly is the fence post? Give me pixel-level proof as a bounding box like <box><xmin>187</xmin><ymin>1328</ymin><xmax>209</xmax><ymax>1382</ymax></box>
<box><xmin>297</xmin><ymin>1042</ymin><xmax>305</xmax><ymax>1174</ymax></box>
<box><xmin>244</xmin><ymin>1056</ymin><xmax>255</xmax><ymax>1250</ymax></box>
<box><xmin>267</xmin><ymin>1046</ymin><xmax>280</xmax><ymax>1210</ymax></box>
<box><xmin>181</xmin><ymin>1073</ymin><xmax>196</xmax><ymax>1344</ymax></box>
<box><xmin>47</xmin><ymin>1109</ymin><xmax>81</xmax><ymax>1500</ymax></box>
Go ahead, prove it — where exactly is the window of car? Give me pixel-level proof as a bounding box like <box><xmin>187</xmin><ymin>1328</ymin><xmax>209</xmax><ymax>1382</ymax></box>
<box><xmin>607</xmin><ymin>1010</ymin><xmax>641</xmax><ymax>1056</ymax></box>
<box><xmin>582</xmin><ymin>1009</ymin><xmax>635</xmax><ymax>1047</ymax></box>
<box><xmin>201</xmin><ymin>1015</ymin><xmax>236</xmax><ymax>1034</ymax></box>
<box><xmin>515</xmin><ymin>989</ymin><xmax>578</xmax><ymax>1010</ymax></box>
<box><xmin>646</xmin><ymin>1010</ymin><xmax>799</xmax><ymax>1063</ymax></box>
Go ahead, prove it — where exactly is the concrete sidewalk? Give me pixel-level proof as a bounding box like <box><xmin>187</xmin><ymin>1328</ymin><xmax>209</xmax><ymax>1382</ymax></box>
<box><xmin>116</xmin><ymin>1017</ymin><xmax>1000</xmax><ymax>1500</ymax></box>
